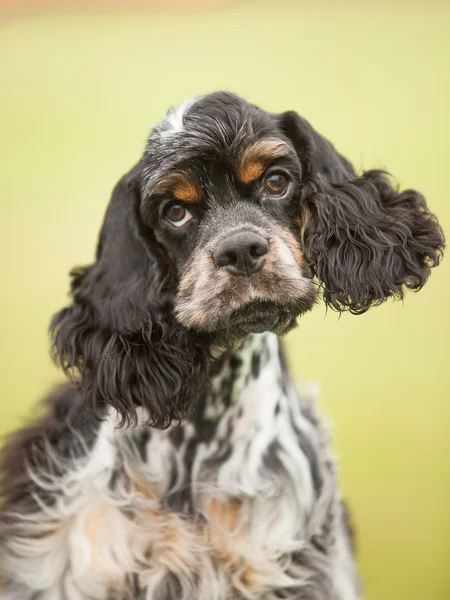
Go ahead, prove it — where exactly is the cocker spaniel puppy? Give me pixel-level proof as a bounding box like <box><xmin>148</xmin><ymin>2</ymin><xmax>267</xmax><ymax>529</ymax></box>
<box><xmin>0</xmin><ymin>92</ymin><xmax>444</xmax><ymax>600</ymax></box>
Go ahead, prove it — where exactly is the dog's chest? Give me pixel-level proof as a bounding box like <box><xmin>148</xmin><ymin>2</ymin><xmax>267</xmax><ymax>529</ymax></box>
<box><xmin>103</xmin><ymin>333</ymin><xmax>331</xmax><ymax>596</ymax></box>
<box><xmin>141</xmin><ymin>333</ymin><xmax>318</xmax><ymax>509</ymax></box>
<box><xmin>15</xmin><ymin>334</ymin><xmax>336</xmax><ymax>600</ymax></box>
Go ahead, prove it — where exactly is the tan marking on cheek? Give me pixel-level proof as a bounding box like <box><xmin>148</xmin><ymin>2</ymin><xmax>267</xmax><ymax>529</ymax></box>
<box><xmin>178</xmin><ymin>253</ymin><xmax>213</xmax><ymax>298</ymax></box>
<box><xmin>177</xmin><ymin>264</ymin><xmax>237</xmax><ymax>330</ymax></box>
<box><xmin>278</xmin><ymin>227</ymin><xmax>306</xmax><ymax>268</ymax></box>
<box><xmin>257</xmin><ymin>236</ymin><xmax>310</xmax><ymax>301</ymax></box>
<box><xmin>237</xmin><ymin>139</ymin><xmax>292</xmax><ymax>184</ymax></box>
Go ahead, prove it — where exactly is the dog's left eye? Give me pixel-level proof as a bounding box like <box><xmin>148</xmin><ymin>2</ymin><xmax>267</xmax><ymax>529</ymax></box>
<box><xmin>263</xmin><ymin>172</ymin><xmax>289</xmax><ymax>195</ymax></box>
<box><xmin>164</xmin><ymin>204</ymin><xmax>193</xmax><ymax>228</ymax></box>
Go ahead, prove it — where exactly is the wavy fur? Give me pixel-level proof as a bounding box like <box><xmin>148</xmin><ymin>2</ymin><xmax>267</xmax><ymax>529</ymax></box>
<box><xmin>279</xmin><ymin>111</ymin><xmax>445</xmax><ymax>313</ymax></box>
<box><xmin>50</xmin><ymin>163</ymin><xmax>211</xmax><ymax>428</ymax></box>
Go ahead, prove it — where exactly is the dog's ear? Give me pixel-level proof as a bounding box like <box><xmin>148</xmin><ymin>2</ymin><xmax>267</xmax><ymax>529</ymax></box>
<box><xmin>279</xmin><ymin>111</ymin><xmax>445</xmax><ymax>313</ymax></box>
<box><xmin>50</xmin><ymin>162</ymin><xmax>210</xmax><ymax>428</ymax></box>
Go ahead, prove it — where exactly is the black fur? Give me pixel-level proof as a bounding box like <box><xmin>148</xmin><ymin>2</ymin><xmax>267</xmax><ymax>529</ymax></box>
<box><xmin>50</xmin><ymin>163</ymin><xmax>211</xmax><ymax>429</ymax></box>
<box><xmin>279</xmin><ymin>110</ymin><xmax>444</xmax><ymax>313</ymax></box>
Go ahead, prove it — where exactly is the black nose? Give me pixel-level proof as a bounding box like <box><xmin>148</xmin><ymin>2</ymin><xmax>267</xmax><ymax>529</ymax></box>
<box><xmin>214</xmin><ymin>232</ymin><xmax>269</xmax><ymax>276</ymax></box>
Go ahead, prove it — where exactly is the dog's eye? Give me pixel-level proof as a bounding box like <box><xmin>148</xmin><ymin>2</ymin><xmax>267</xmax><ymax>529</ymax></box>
<box><xmin>263</xmin><ymin>172</ymin><xmax>289</xmax><ymax>195</ymax></box>
<box><xmin>164</xmin><ymin>204</ymin><xmax>193</xmax><ymax>227</ymax></box>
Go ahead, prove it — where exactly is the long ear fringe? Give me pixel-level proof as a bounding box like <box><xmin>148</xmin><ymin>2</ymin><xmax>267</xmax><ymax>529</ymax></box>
<box><xmin>49</xmin><ymin>163</ymin><xmax>214</xmax><ymax>428</ymax></box>
<box><xmin>50</xmin><ymin>302</ymin><xmax>211</xmax><ymax>429</ymax></box>
<box><xmin>302</xmin><ymin>170</ymin><xmax>445</xmax><ymax>314</ymax></box>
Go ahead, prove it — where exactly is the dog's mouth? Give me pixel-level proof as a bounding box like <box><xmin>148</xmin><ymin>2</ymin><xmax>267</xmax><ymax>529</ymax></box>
<box><xmin>204</xmin><ymin>299</ymin><xmax>313</xmax><ymax>343</ymax></box>
<box><xmin>223</xmin><ymin>301</ymin><xmax>294</xmax><ymax>333</ymax></box>
<box><xmin>175</xmin><ymin>278</ymin><xmax>317</xmax><ymax>340</ymax></box>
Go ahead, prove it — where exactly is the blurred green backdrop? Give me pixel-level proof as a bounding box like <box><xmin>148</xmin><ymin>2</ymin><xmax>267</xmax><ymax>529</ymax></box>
<box><xmin>1</xmin><ymin>1</ymin><xmax>449</xmax><ymax>598</ymax></box>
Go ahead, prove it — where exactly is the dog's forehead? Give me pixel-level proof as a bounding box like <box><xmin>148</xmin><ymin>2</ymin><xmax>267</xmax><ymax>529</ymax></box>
<box><xmin>158</xmin><ymin>92</ymin><xmax>270</xmax><ymax>139</ymax></box>
<box><xmin>142</xmin><ymin>92</ymin><xmax>286</xmax><ymax>196</ymax></box>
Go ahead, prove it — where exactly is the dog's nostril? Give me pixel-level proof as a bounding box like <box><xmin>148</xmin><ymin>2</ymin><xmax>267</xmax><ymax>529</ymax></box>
<box><xmin>227</xmin><ymin>251</ymin><xmax>238</xmax><ymax>265</ymax></box>
<box><xmin>249</xmin><ymin>242</ymin><xmax>268</xmax><ymax>258</ymax></box>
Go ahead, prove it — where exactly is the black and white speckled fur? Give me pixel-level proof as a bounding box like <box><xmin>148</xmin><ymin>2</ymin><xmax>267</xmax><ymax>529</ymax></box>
<box><xmin>0</xmin><ymin>333</ymin><xmax>359</xmax><ymax>600</ymax></box>
<box><xmin>0</xmin><ymin>92</ymin><xmax>443</xmax><ymax>599</ymax></box>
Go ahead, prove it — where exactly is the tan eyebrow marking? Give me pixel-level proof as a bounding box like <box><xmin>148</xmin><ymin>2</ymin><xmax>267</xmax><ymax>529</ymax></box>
<box><xmin>237</xmin><ymin>139</ymin><xmax>292</xmax><ymax>184</ymax></box>
<box><xmin>152</xmin><ymin>171</ymin><xmax>200</xmax><ymax>203</ymax></box>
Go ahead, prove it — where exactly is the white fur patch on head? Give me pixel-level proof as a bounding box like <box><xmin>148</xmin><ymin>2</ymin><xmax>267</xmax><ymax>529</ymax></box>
<box><xmin>163</xmin><ymin>96</ymin><xmax>201</xmax><ymax>135</ymax></box>
<box><xmin>143</xmin><ymin>95</ymin><xmax>203</xmax><ymax>197</ymax></box>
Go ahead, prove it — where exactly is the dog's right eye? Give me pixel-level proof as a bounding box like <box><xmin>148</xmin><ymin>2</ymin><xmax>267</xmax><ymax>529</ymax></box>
<box><xmin>164</xmin><ymin>204</ymin><xmax>193</xmax><ymax>228</ymax></box>
<box><xmin>263</xmin><ymin>172</ymin><xmax>289</xmax><ymax>196</ymax></box>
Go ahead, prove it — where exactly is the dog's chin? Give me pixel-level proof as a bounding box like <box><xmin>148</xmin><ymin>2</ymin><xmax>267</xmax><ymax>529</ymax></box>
<box><xmin>208</xmin><ymin>300</ymin><xmax>310</xmax><ymax>345</ymax></box>
<box><xmin>175</xmin><ymin>293</ymin><xmax>317</xmax><ymax>344</ymax></box>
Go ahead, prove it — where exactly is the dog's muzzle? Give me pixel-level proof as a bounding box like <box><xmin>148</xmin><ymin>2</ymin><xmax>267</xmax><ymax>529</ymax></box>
<box><xmin>175</xmin><ymin>226</ymin><xmax>317</xmax><ymax>341</ymax></box>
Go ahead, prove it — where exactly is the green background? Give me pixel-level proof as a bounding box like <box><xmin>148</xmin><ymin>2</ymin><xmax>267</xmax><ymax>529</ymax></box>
<box><xmin>1</xmin><ymin>1</ymin><xmax>449</xmax><ymax>598</ymax></box>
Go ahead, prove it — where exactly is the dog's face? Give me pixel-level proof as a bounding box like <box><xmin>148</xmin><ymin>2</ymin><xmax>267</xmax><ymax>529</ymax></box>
<box><xmin>50</xmin><ymin>92</ymin><xmax>444</xmax><ymax>427</ymax></box>
<box><xmin>140</xmin><ymin>95</ymin><xmax>316</xmax><ymax>341</ymax></box>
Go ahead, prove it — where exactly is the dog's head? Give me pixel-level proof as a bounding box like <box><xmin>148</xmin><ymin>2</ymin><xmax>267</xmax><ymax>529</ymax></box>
<box><xmin>51</xmin><ymin>92</ymin><xmax>444</xmax><ymax>427</ymax></box>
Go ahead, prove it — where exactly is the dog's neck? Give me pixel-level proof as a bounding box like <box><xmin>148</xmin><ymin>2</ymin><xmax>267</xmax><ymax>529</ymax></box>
<box><xmin>176</xmin><ymin>330</ymin><xmax>334</xmax><ymax>520</ymax></box>
<box><xmin>195</xmin><ymin>332</ymin><xmax>289</xmax><ymax>423</ymax></box>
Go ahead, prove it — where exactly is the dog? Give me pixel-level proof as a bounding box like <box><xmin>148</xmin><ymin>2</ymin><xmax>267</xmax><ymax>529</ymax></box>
<box><xmin>0</xmin><ymin>92</ymin><xmax>444</xmax><ymax>600</ymax></box>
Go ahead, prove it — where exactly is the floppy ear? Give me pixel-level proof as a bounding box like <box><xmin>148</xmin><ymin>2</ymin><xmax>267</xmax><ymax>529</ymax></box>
<box><xmin>279</xmin><ymin>111</ymin><xmax>445</xmax><ymax>314</ymax></box>
<box><xmin>50</xmin><ymin>162</ymin><xmax>211</xmax><ymax>428</ymax></box>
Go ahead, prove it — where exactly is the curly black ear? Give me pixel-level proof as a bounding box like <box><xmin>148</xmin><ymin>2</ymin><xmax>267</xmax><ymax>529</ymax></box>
<box><xmin>279</xmin><ymin>111</ymin><xmax>445</xmax><ymax>313</ymax></box>
<box><xmin>50</xmin><ymin>162</ymin><xmax>210</xmax><ymax>428</ymax></box>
